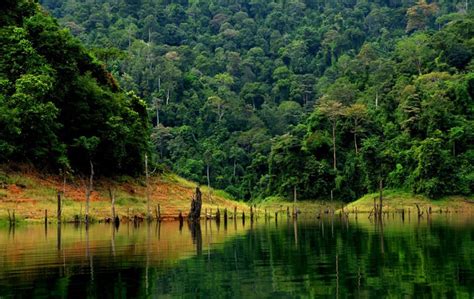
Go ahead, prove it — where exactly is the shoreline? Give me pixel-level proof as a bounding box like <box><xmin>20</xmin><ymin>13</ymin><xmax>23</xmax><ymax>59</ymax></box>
<box><xmin>1</xmin><ymin>166</ymin><xmax>472</xmax><ymax>224</ymax></box>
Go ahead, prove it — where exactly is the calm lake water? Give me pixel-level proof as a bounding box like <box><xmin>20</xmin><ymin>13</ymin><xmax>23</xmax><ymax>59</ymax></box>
<box><xmin>0</xmin><ymin>214</ymin><xmax>473</xmax><ymax>298</ymax></box>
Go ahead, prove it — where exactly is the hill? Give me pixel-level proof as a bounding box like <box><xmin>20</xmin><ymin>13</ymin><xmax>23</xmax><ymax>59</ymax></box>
<box><xmin>39</xmin><ymin>0</ymin><xmax>474</xmax><ymax>201</ymax></box>
<box><xmin>0</xmin><ymin>164</ymin><xmax>250</xmax><ymax>223</ymax></box>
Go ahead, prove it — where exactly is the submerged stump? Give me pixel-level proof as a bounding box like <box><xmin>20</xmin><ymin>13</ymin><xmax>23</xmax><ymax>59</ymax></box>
<box><xmin>188</xmin><ymin>187</ymin><xmax>202</xmax><ymax>222</ymax></box>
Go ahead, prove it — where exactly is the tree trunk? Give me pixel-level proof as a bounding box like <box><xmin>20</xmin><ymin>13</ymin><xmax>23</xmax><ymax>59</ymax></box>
<box><xmin>85</xmin><ymin>160</ymin><xmax>94</xmax><ymax>223</ymax></box>
<box><xmin>206</xmin><ymin>163</ymin><xmax>211</xmax><ymax>202</ymax></box>
<box><xmin>379</xmin><ymin>179</ymin><xmax>383</xmax><ymax>219</ymax></box>
<box><xmin>354</xmin><ymin>132</ymin><xmax>358</xmax><ymax>154</ymax></box>
<box><xmin>332</xmin><ymin>121</ymin><xmax>337</xmax><ymax>170</ymax></box>
<box><xmin>354</xmin><ymin>119</ymin><xmax>358</xmax><ymax>154</ymax></box>
<box><xmin>188</xmin><ymin>187</ymin><xmax>202</xmax><ymax>221</ymax></box>
<box><xmin>156</xmin><ymin>105</ymin><xmax>159</xmax><ymax>127</ymax></box>
<box><xmin>57</xmin><ymin>191</ymin><xmax>61</xmax><ymax>224</ymax></box>
<box><xmin>62</xmin><ymin>174</ymin><xmax>66</xmax><ymax>196</ymax></box>
<box><xmin>109</xmin><ymin>187</ymin><xmax>116</xmax><ymax>221</ymax></box>
<box><xmin>145</xmin><ymin>154</ymin><xmax>151</xmax><ymax>221</ymax></box>
<box><xmin>293</xmin><ymin>185</ymin><xmax>297</xmax><ymax>216</ymax></box>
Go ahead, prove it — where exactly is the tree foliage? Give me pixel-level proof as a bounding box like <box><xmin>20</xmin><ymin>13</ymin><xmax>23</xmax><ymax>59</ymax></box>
<box><xmin>0</xmin><ymin>0</ymin><xmax>150</xmax><ymax>175</ymax></box>
<box><xmin>21</xmin><ymin>0</ymin><xmax>474</xmax><ymax>199</ymax></box>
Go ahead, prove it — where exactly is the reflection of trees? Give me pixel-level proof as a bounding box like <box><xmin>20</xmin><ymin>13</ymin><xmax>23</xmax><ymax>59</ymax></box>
<box><xmin>2</xmin><ymin>219</ymin><xmax>473</xmax><ymax>298</ymax></box>
<box><xmin>150</xmin><ymin>218</ymin><xmax>474</xmax><ymax>297</ymax></box>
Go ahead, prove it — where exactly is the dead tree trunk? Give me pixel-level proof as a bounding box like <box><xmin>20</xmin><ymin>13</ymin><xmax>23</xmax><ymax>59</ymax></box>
<box><xmin>111</xmin><ymin>188</ymin><xmax>116</xmax><ymax>220</ymax></box>
<box><xmin>109</xmin><ymin>187</ymin><xmax>119</xmax><ymax>225</ymax></box>
<box><xmin>57</xmin><ymin>191</ymin><xmax>62</xmax><ymax>224</ymax></box>
<box><xmin>85</xmin><ymin>160</ymin><xmax>94</xmax><ymax>224</ymax></box>
<box><xmin>378</xmin><ymin>179</ymin><xmax>383</xmax><ymax>219</ymax></box>
<box><xmin>206</xmin><ymin>164</ymin><xmax>212</xmax><ymax>203</ymax></box>
<box><xmin>332</xmin><ymin>120</ymin><xmax>337</xmax><ymax>171</ymax></box>
<box><xmin>293</xmin><ymin>185</ymin><xmax>297</xmax><ymax>217</ymax></box>
<box><xmin>156</xmin><ymin>204</ymin><xmax>161</xmax><ymax>222</ymax></box>
<box><xmin>145</xmin><ymin>154</ymin><xmax>151</xmax><ymax>221</ymax></box>
<box><xmin>415</xmin><ymin>203</ymin><xmax>424</xmax><ymax>218</ymax></box>
<box><xmin>188</xmin><ymin>187</ymin><xmax>202</xmax><ymax>222</ymax></box>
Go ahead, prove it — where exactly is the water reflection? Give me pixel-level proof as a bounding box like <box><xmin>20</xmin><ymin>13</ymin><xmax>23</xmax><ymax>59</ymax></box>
<box><xmin>0</xmin><ymin>215</ymin><xmax>472</xmax><ymax>298</ymax></box>
<box><xmin>189</xmin><ymin>221</ymin><xmax>202</xmax><ymax>256</ymax></box>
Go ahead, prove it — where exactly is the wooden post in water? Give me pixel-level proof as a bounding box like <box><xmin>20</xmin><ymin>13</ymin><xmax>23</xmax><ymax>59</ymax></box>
<box><xmin>85</xmin><ymin>160</ymin><xmax>94</xmax><ymax>224</ymax></box>
<box><xmin>275</xmin><ymin>211</ymin><xmax>278</xmax><ymax>222</ymax></box>
<box><xmin>224</xmin><ymin>208</ymin><xmax>228</xmax><ymax>223</ymax></box>
<box><xmin>57</xmin><ymin>191</ymin><xmax>62</xmax><ymax>224</ymax></box>
<box><xmin>156</xmin><ymin>204</ymin><xmax>161</xmax><ymax>222</ymax></box>
<box><xmin>234</xmin><ymin>206</ymin><xmax>237</xmax><ymax>219</ymax></box>
<box><xmin>7</xmin><ymin>209</ymin><xmax>11</xmax><ymax>225</ymax></box>
<box><xmin>109</xmin><ymin>187</ymin><xmax>116</xmax><ymax>222</ymax></box>
<box><xmin>373</xmin><ymin>197</ymin><xmax>377</xmax><ymax>218</ymax></box>
<box><xmin>45</xmin><ymin>209</ymin><xmax>48</xmax><ymax>226</ymax></box>
<box><xmin>378</xmin><ymin>179</ymin><xmax>383</xmax><ymax>220</ymax></box>
<box><xmin>287</xmin><ymin>206</ymin><xmax>290</xmax><ymax>218</ymax></box>
<box><xmin>145</xmin><ymin>153</ymin><xmax>151</xmax><ymax>222</ymax></box>
<box><xmin>415</xmin><ymin>203</ymin><xmax>423</xmax><ymax>218</ymax></box>
<box><xmin>216</xmin><ymin>208</ymin><xmax>221</xmax><ymax>223</ymax></box>
<box><xmin>293</xmin><ymin>185</ymin><xmax>297</xmax><ymax>218</ymax></box>
<box><xmin>250</xmin><ymin>206</ymin><xmax>254</xmax><ymax>222</ymax></box>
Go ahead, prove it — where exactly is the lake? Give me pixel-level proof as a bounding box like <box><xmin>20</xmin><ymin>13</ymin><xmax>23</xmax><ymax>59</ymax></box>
<box><xmin>0</xmin><ymin>214</ymin><xmax>472</xmax><ymax>298</ymax></box>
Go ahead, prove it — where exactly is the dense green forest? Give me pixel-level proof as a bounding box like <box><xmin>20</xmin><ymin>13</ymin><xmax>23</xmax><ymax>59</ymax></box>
<box><xmin>0</xmin><ymin>0</ymin><xmax>150</xmax><ymax>176</ymax></box>
<box><xmin>3</xmin><ymin>0</ymin><xmax>474</xmax><ymax>201</ymax></box>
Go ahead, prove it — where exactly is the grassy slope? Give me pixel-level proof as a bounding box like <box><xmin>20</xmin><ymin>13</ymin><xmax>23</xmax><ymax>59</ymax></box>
<box><xmin>256</xmin><ymin>191</ymin><xmax>474</xmax><ymax>216</ymax></box>
<box><xmin>344</xmin><ymin>189</ymin><xmax>474</xmax><ymax>213</ymax></box>
<box><xmin>0</xmin><ymin>165</ymin><xmax>250</xmax><ymax>223</ymax></box>
<box><xmin>1</xmin><ymin>166</ymin><xmax>472</xmax><ymax>223</ymax></box>
<box><xmin>255</xmin><ymin>196</ymin><xmax>344</xmax><ymax>215</ymax></box>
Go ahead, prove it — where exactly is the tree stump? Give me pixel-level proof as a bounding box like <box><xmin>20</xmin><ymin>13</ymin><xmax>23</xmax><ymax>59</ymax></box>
<box><xmin>188</xmin><ymin>187</ymin><xmax>202</xmax><ymax>222</ymax></box>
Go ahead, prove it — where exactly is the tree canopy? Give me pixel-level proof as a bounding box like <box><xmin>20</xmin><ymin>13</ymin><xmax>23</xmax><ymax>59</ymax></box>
<box><xmin>11</xmin><ymin>0</ymin><xmax>474</xmax><ymax>200</ymax></box>
<box><xmin>0</xmin><ymin>0</ymin><xmax>150</xmax><ymax>176</ymax></box>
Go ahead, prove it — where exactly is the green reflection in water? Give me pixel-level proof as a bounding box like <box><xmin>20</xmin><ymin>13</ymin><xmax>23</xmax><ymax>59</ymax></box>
<box><xmin>0</xmin><ymin>215</ymin><xmax>472</xmax><ymax>298</ymax></box>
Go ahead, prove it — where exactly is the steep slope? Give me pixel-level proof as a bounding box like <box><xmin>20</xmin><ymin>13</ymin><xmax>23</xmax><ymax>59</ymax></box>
<box><xmin>0</xmin><ymin>164</ymin><xmax>249</xmax><ymax>222</ymax></box>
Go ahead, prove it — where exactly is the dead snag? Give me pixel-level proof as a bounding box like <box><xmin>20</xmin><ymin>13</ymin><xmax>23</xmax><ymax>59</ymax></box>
<box><xmin>188</xmin><ymin>187</ymin><xmax>202</xmax><ymax>222</ymax></box>
<box><xmin>415</xmin><ymin>204</ymin><xmax>424</xmax><ymax>218</ymax></box>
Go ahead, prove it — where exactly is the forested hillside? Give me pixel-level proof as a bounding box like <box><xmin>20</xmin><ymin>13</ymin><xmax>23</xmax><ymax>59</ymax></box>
<box><xmin>0</xmin><ymin>0</ymin><xmax>150</xmax><ymax>176</ymax></box>
<box><xmin>29</xmin><ymin>1</ymin><xmax>474</xmax><ymax>200</ymax></box>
